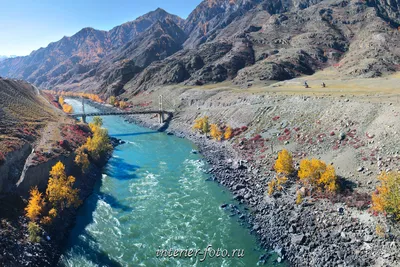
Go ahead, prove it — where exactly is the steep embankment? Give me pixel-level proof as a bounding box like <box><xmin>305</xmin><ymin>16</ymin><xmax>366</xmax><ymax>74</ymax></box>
<box><xmin>113</xmin><ymin>74</ymin><xmax>400</xmax><ymax>266</ymax></box>
<box><xmin>0</xmin><ymin>78</ymin><xmax>59</xmax><ymax>191</ymax></box>
<box><xmin>0</xmin><ymin>79</ymin><xmax>115</xmax><ymax>266</ymax></box>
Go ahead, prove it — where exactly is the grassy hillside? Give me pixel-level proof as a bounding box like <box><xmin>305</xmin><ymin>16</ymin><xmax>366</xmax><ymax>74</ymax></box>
<box><xmin>0</xmin><ymin>78</ymin><xmax>58</xmax><ymax>154</ymax></box>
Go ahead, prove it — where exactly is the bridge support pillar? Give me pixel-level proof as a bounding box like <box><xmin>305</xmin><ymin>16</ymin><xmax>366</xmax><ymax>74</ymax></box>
<box><xmin>158</xmin><ymin>112</ymin><xmax>164</xmax><ymax>124</ymax></box>
<box><xmin>82</xmin><ymin>114</ymin><xmax>87</xmax><ymax>123</ymax></box>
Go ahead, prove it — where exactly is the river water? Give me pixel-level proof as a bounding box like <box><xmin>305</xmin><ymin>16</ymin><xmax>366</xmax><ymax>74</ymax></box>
<box><xmin>59</xmin><ymin>99</ymin><xmax>279</xmax><ymax>266</ymax></box>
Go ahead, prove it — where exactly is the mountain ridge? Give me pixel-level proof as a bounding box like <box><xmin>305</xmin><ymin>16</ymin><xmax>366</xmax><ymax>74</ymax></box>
<box><xmin>1</xmin><ymin>0</ymin><xmax>400</xmax><ymax>98</ymax></box>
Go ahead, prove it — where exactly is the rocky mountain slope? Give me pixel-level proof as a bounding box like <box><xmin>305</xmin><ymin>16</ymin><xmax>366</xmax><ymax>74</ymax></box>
<box><xmin>1</xmin><ymin>0</ymin><xmax>400</xmax><ymax>97</ymax></box>
<box><xmin>0</xmin><ymin>8</ymin><xmax>183</xmax><ymax>92</ymax></box>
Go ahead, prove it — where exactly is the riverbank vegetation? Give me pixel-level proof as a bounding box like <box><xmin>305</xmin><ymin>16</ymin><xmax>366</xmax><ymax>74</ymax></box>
<box><xmin>62</xmin><ymin>103</ymin><xmax>74</xmax><ymax>113</ymax></box>
<box><xmin>58</xmin><ymin>94</ymin><xmax>74</xmax><ymax>113</ymax></box>
<box><xmin>43</xmin><ymin>90</ymin><xmax>104</xmax><ymax>103</ymax></box>
<box><xmin>268</xmin><ymin>149</ymin><xmax>339</xmax><ymax>197</ymax></box>
<box><xmin>371</xmin><ymin>172</ymin><xmax>400</xmax><ymax>220</ymax></box>
<box><xmin>75</xmin><ymin>116</ymin><xmax>112</xmax><ymax>171</ymax></box>
<box><xmin>193</xmin><ymin>116</ymin><xmax>233</xmax><ymax>141</ymax></box>
<box><xmin>25</xmin><ymin>162</ymin><xmax>81</xmax><ymax>242</ymax></box>
<box><xmin>108</xmin><ymin>96</ymin><xmax>129</xmax><ymax>109</ymax></box>
<box><xmin>25</xmin><ymin>115</ymin><xmax>112</xmax><ymax>242</ymax></box>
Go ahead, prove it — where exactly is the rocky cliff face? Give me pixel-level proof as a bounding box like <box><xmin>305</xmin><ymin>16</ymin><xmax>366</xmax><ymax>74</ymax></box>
<box><xmin>1</xmin><ymin>1</ymin><xmax>400</xmax><ymax>96</ymax></box>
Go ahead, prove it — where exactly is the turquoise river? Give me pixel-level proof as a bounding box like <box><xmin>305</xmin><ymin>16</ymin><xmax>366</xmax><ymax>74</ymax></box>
<box><xmin>59</xmin><ymin>98</ymin><xmax>280</xmax><ymax>267</ymax></box>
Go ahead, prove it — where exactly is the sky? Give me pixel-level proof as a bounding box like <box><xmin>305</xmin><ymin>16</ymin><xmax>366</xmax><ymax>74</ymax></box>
<box><xmin>0</xmin><ymin>0</ymin><xmax>200</xmax><ymax>56</ymax></box>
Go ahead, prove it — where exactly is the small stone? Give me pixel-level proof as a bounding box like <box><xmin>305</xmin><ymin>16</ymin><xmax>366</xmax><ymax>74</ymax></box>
<box><xmin>291</xmin><ymin>234</ymin><xmax>305</xmax><ymax>245</ymax></box>
<box><xmin>364</xmin><ymin>235</ymin><xmax>374</xmax><ymax>243</ymax></box>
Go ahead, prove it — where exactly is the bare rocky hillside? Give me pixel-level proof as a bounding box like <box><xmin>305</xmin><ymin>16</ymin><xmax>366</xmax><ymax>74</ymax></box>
<box><xmin>1</xmin><ymin>0</ymin><xmax>400</xmax><ymax>98</ymax></box>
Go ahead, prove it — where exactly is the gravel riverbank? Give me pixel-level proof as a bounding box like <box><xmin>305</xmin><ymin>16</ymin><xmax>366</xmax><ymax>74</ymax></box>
<box><xmin>87</xmin><ymin>100</ymin><xmax>400</xmax><ymax>267</ymax></box>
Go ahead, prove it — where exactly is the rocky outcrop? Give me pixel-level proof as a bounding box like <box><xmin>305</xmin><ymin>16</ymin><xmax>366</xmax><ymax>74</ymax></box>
<box><xmin>16</xmin><ymin>153</ymin><xmax>76</xmax><ymax>197</ymax></box>
<box><xmin>0</xmin><ymin>143</ymin><xmax>32</xmax><ymax>193</ymax></box>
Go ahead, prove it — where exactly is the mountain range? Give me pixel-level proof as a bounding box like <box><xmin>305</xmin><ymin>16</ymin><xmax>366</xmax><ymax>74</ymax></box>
<box><xmin>0</xmin><ymin>55</ymin><xmax>16</xmax><ymax>62</ymax></box>
<box><xmin>0</xmin><ymin>0</ymin><xmax>400</xmax><ymax>98</ymax></box>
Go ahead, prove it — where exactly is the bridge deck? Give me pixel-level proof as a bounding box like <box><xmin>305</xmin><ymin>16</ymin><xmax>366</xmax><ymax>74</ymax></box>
<box><xmin>70</xmin><ymin>110</ymin><xmax>168</xmax><ymax>117</ymax></box>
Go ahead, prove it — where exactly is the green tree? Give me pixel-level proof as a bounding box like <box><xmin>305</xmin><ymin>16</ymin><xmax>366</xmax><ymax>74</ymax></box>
<box><xmin>27</xmin><ymin>222</ymin><xmax>41</xmax><ymax>243</ymax></box>
<box><xmin>92</xmin><ymin>116</ymin><xmax>103</xmax><ymax>127</ymax></box>
<box><xmin>109</xmin><ymin>96</ymin><xmax>116</xmax><ymax>106</ymax></box>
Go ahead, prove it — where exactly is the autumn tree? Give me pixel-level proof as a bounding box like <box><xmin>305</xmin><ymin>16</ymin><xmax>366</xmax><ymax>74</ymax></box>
<box><xmin>119</xmin><ymin>101</ymin><xmax>128</xmax><ymax>109</ymax></box>
<box><xmin>58</xmin><ymin>96</ymin><xmax>64</xmax><ymax>105</ymax></box>
<box><xmin>25</xmin><ymin>187</ymin><xmax>44</xmax><ymax>221</ymax></box>
<box><xmin>210</xmin><ymin>124</ymin><xmax>223</xmax><ymax>141</ymax></box>
<box><xmin>62</xmin><ymin>103</ymin><xmax>74</xmax><ymax>114</ymax></box>
<box><xmin>75</xmin><ymin>146</ymin><xmax>90</xmax><ymax>172</ymax></box>
<box><xmin>46</xmin><ymin>161</ymin><xmax>81</xmax><ymax>210</ymax></box>
<box><xmin>92</xmin><ymin>116</ymin><xmax>103</xmax><ymax>127</ymax></box>
<box><xmin>267</xmin><ymin>176</ymin><xmax>288</xmax><ymax>195</ymax></box>
<box><xmin>202</xmin><ymin>117</ymin><xmax>210</xmax><ymax>136</ymax></box>
<box><xmin>40</xmin><ymin>208</ymin><xmax>58</xmax><ymax>225</ymax></box>
<box><xmin>298</xmin><ymin>158</ymin><xmax>338</xmax><ymax>192</ymax></box>
<box><xmin>28</xmin><ymin>222</ymin><xmax>41</xmax><ymax>243</ymax></box>
<box><xmin>193</xmin><ymin>117</ymin><xmax>205</xmax><ymax>132</ymax></box>
<box><xmin>193</xmin><ymin>116</ymin><xmax>210</xmax><ymax>136</ymax></box>
<box><xmin>85</xmin><ymin>126</ymin><xmax>112</xmax><ymax>160</ymax></box>
<box><xmin>109</xmin><ymin>96</ymin><xmax>116</xmax><ymax>106</ymax></box>
<box><xmin>274</xmin><ymin>149</ymin><xmax>294</xmax><ymax>175</ymax></box>
<box><xmin>372</xmin><ymin>172</ymin><xmax>400</xmax><ymax>220</ymax></box>
<box><xmin>224</xmin><ymin>126</ymin><xmax>232</xmax><ymax>140</ymax></box>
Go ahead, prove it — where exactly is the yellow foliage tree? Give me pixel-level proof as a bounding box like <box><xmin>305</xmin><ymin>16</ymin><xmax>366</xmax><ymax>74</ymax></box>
<box><xmin>274</xmin><ymin>149</ymin><xmax>294</xmax><ymax>175</ymax></box>
<box><xmin>210</xmin><ymin>124</ymin><xmax>223</xmax><ymax>141</ymax></box>
<box><xmin>40</xmin><ymin>208</ymin><xmax>58</xmax><ymax>225</ymax></box>
<box><xmin>119</xmin><ymin>101</ymin><xmax>128</xmax><ymax>109</ymax></box>
<box><xmin>224</xmin><ymin>126</ymin><xmax>232</xmax><ymax>140</ymax></box>
<box><xmin>75</xmin><ymin>146</ymin><xmax>90</xmax><ymax>173</ymax></box>
<box><xmin>62</xmin><ymin>103</ymin><xmax>74</xmax><ymax>113</ymax></box>
<box><xmin>85</xmin><ymin>125</ymin><xmax>112</xmax><ymax>160</ymax></box>
<box><xmin>372</xmin><ymin>172</ymin><xmax>400</xmax><ymax>220</ymax></box>
<box><xmin>193</xmin><ymin>117</ymin><xmax>205</xmax><ymax>131</ymax></box>
<box><xmin>295</xmin><ymin>191</ymin><xmax>303</xmax><ymax>205</ymax></box>
<box><xmin>109</xmin><ymin>96</ymin><xmax>116</xmax><ymax>106</ymax></box>
<box><xmin>267</xmin><ymin>179</ymin><xmax>277</xmax><ymax>196</ymax></box>
<box><xmin>298</xmin><ymin>158</ymin><xmax>338</xmax><ymax>192</ymax></box>
<box><xmin>46</xmin><ymin>161</ymin><xmax>81</xmax><ymax>210</ymax></box>
<box><xmin>25</xmin><ymin>187</ymin><xmax>44</xmax><ymax>221</ymax></box>
<box><xmin>193</xmin><ymin>116</ymin><xmax>210</xmax><ymax>136</ymax></box>
<box><xmin>59</xmin><ymin>96</ymin><xmax>64</xmax><ymax>105</ymax></box>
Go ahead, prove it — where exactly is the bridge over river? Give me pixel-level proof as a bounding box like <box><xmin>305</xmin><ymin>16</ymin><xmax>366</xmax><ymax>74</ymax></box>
<box><xmin>68</xmin><ymin>95</ymin><xmax>173</xmax><ymax>123</ymax></box>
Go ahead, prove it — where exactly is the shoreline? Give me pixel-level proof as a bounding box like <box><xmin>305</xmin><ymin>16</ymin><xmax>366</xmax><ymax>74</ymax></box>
<box><xmin>86</xmin><ymin>99</ymin><xmax>399</xmax><ymax>266</ymax></box>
